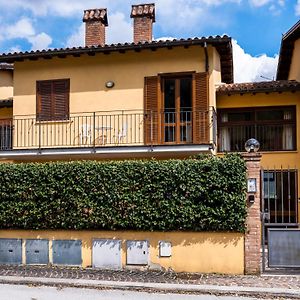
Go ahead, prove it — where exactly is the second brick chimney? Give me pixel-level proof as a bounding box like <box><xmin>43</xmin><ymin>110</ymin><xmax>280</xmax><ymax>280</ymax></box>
<box><xmin>131</xmin><ymin>3</ymin><xmax>155</xmax><ymax>43</ymax></box>
<box><xmin>83</xmin><ymin>8</ymin><xmax>108</xmax><ymax>47</ymax></box>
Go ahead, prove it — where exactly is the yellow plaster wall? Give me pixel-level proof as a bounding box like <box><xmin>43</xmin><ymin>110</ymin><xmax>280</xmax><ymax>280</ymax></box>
<box><xmin>13</xmin><ymin>47</ymin><xmax>212</xmax><ymax>117</ymax></box>
<box><xmin>0</xmin><ymin>70</ymin><xmax>13</xmax><ymax>100</ymax></box>
<box><xmin>0</xmin><ymin>230</ymin><xmax>244</xmax><ymax>274</ymax></box>
<box><xmin>289</xmin><ymin>38</ymin><xmax>300</xmax><ymax>81</ymax></box>
<box><xmin>11</xmin><ymin>46</ymin><xmax>222</xmax><ymax>149</ymax></box>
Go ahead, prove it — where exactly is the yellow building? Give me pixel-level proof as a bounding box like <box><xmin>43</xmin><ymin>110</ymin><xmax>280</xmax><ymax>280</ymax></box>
<box><xmin>216</xmin><ymin>20</ymin><xmax>300</xmax><ymax>239</ymax></box>
<box><xmin>0</xmin><ymin>4</ymin><xmax>244</xmax><ymax>274</ymax></box>
<box><xmin>0</xmin><ymin>4</ymin><xmax>234</xmax><ymax>162</ymax></box>
<box><xmin>0</xmin><ymin>3</ymin><xmax>299</xmax><ymax>273</ymax></box>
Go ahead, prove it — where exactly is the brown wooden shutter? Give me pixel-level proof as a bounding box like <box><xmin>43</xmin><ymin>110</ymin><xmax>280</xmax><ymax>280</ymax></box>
<box><xmin>53</xmin><ymin>79</ymin><xmax>70</xmax><ymax>120</ymax></box>
<box><xmin>36</xmin><ymin>79</ymin><xmax>70</xmax><ymax>121</ymax></box>
<box><xmin>193</xmin><ymin>72</ymin><xmax>209</xmax><ymax>144</ymax></box>
<box><xmin>37</xmin><ymin>81</ymin><xmax>52</xmax><ymax>121</ymax></box>
<box><xmin>144</xmin><ymin>76</ymin><xmax>160</xmax><ymax>145</ymax></box>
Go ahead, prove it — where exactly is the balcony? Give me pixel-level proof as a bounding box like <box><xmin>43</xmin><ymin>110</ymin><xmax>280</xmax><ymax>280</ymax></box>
<box><xmin>0</xmin><ymin>108</ymin><xmax>216</xmax><ymax>160</ymax></box>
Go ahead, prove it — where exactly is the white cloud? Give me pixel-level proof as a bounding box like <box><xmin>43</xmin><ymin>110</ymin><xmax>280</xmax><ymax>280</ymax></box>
<box><xmin>5</xmin><ymin>18</ymin><xmax>35</xmax><ymax>39</ymax></box>
<box><xmin>9</xmin><ymin>45</ymin><xmax>22</xmax><ymax>53</ymax></box>
<box><xmin>66</xmin><ymin>24</ymin><xmax>84</xmax><ymax>47</ymax></box>
<box><xmin>249</xmin><ymin>0</ymin><xmax>272</xmax><ymax>7</ymax></box>
<box><xmin>0</xmin><ymin>17</ymin><xmax>52</xmax><ymax>51</ymax></box>
<box><xmin>28</xmin><ymin>33</ymin><xmax>52</xmax><ymax>50</ymax></box>
<box><xmin>269</xmin><ymin>4</ymin><xmax>281</xmax><ymax>15</ymax></box>
<box><xmin>0</xmin><ymin>0</ymin><xmax>243</xmax><ymax>38</ymax></box>
<box><xmin>232</xmin><ymin>39</ymin><xmax>278</xmax><ymax>82</ymax></box>
<box><xmin>0</xmin><ymin>0</ymin><xmax>242</xmax><ymax>18</ymax></box>
<box><xmin>296</xmin><ymin>0</ymin><xmax>300</xmax><ymax>16</ymax></box>
<box><xmin>107</xmin><ymin>12</ymin><xmax>132</xmax><ymax>44</ymax></box>
<box><xmin>65</xmin><ymin>12</ymin><xmax>132</xmax><ymax>47</ymax></box>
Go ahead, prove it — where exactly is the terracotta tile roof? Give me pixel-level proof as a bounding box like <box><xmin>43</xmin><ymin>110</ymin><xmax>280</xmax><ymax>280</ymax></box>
<box><xmin>83</xmin><ymin>8</ymin><xmax>108</xmax><ymax>26</ymax></box>
<box><xmin>277</xmin><ymin>20</ymin><xmax>300</xmax><ymax>80</ymax></box>
<box><xmin>217</xmin><ymin>80</ymin><xmax>300</xmax><ymax>95</ymax></box>
<box><xmin>0</xmin><ymin>36</ymin><xmax>233</xmax><ymax>84</ymax></box>
<box><xmin>0</xmin><ymin>63</ymin><xmax>13</xmax><ymax>70</ymax></box>
<box><xmin>131</xmin><ymin>3</ymin><xmax>155</xmax><ymax>22</ymax></box>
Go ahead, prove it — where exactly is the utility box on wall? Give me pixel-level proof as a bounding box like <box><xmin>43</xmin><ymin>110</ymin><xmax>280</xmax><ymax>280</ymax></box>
<box><xmin>126</xmin><ymin>240</ymin><xmax>149</xmax><ymax>265</ymax></box>
<box><xmin>0</xmin><ymin>238</ymin><xmax>22</xmax><ymax>265</ymax></box>
<box><xmin>92</xmin><ymin>239</ymin><xmax>121</xmax><ymax>269</ymax></box>
<box><xmin>52</xmin><ymin>240</ymin><xmax>82</xmax><ymax>266</ymax></box>
<box><xmin>159</xmin><ymin>241</ymin><xmax>172</xmax><ymax>257</ymax></box>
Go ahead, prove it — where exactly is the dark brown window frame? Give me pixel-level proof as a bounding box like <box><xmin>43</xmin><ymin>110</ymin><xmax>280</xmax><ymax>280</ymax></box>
<box><xmin>218</xmin><ymin>106</ymin><xmax>297</xmax><ymax>152</ymax></box>
<box><xmin>160</xmin><ymin>73</ymin><xmax>194</xmax><ymax>144</ymax></box>
<box><xmin>144</xmin><ymin>71</ymin><xmax>209</xmax><ymax>146</ymax></box>
<box><xmin>36</xmin><ymin>78</ymin><xmax>70</xmax><ymax>121</ymax></box>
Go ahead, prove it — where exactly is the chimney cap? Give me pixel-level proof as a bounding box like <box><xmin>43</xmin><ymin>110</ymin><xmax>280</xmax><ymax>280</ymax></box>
<box><xmin>131</xmin><ymin>3</ymin><xmax>155</xmax><ymax>22</ymax></box>
<box><xmin>83</xmin><ymin>8</ymin><xmax>108</xmax><ymax>26</ymax></box>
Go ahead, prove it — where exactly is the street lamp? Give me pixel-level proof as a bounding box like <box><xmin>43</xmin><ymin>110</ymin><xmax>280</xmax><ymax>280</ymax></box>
<box><xmin>245</xmin><ymin>138</ymin><xmax>260</xmax><ymax>153</ymax></box>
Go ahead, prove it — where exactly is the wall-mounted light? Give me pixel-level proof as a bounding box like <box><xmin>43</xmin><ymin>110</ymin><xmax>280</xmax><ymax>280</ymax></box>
<box><xmin>105</xmin><ymin>81</ymin><xmax>115</xmax><ymax>88</ymax></box>
<box><xmin>245</xmin><ymin>138</ymin><xmax>260</xmax><ymax>153</ymax></box>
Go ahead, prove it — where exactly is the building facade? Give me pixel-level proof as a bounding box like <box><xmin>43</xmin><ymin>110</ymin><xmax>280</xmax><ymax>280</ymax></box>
<box><xmin>0</xmin><ymin>3</ymin><xmax>299</xmax><ymax>273</ymax></box>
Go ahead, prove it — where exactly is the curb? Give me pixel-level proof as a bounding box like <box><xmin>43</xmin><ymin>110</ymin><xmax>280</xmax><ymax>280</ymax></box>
<box><xmin>0</xmin><ymin>276</ymin><xmax>300</xmax><ymax>299</ymax></box>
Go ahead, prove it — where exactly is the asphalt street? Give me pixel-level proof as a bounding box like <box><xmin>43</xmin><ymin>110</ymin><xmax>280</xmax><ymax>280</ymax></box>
<box><xmin>0</xmin><ymin>284</ymin><xmax>262</xmax><ymax>300</ymax></box>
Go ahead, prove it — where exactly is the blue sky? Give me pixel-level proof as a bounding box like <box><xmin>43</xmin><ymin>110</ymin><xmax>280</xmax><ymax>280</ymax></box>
<box><xmin>0</xmin><ymin>0</ymin><xmax>299</xmax><ymax>82</ymax></box>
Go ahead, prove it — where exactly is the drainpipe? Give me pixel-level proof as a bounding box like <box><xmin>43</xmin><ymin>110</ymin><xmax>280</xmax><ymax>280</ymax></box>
<box><xmin>204</xmin><ymin>42</ymin><xmax>209</xmax><ymax>72</ymax></box>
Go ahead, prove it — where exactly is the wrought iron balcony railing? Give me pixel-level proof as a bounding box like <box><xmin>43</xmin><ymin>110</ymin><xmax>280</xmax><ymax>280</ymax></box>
<box><xmin>0</xmin><ymin>108</ymin><xmax>216</xmax><ymax>151</ymax></box>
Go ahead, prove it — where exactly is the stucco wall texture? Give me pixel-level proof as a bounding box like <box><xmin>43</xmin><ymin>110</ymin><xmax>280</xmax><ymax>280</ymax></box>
<box><xmin>0</xmin><ymin>230</ymin><xmax>244</xmax><ymax>274</ymax></box>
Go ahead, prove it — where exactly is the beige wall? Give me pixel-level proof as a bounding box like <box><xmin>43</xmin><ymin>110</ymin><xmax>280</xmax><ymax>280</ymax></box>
<box><xmin>289</xmin><ymin>38</ymin><xmax>300</xmax><ymax>81</ymax></box>
<box><xmin>13</xmin><ymin>46</ymin><xmax>219</xmax><ymax>117</ymax></box>
<box><xmin>0</xmin><ymin>230</ymin><xmax>244</xmax><ymax>274</ymax></box>
<box><xmin>0</xmin><ymin>70</ymin><xmax>13</xmax><ymax>100</ymax></box>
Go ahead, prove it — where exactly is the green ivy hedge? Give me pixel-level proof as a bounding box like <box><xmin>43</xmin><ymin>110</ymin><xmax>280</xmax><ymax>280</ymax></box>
<box><xmin>0</xmin><ymin>154</ymin><xmax>247</xmax><ymax>232</ymax></box>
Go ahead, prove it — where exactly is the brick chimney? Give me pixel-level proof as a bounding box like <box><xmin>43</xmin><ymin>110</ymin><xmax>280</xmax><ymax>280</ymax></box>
<box><xmin>130</xmin><ymin>3</ymin><xmax>155</xmax><ymax>43</ymax></box>
<box><xmin>83</xmin><ymin>8</ymin><xmax>108</xmax><ymax>47</ymax></box>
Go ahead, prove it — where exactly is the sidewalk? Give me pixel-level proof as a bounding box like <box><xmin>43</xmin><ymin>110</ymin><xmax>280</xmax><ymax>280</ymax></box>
<box><xmin>0</xmin><ymin>266</ymin><xmax>299</xmax><ymax>299</ymax></box>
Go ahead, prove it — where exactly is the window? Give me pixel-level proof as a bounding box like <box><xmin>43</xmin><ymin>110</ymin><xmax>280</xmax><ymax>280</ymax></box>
<box><xmin>36</xmin><ymin>79</ymin><xmax>70</xmax><ymax>121</ymax></box>
<box><xmin>218</xmin><ymin>106</ymin><xmax>296</xmax><ymax>152</ymax></box>
<box><xmin>144</xmin><ymin>73</ymin><xmax>209</xmax><ymax>145</ymax></box>
<box><xmin>0</xmin><ymin>119</ymin><xmax>12</xmax><ymax>150</ymax></box>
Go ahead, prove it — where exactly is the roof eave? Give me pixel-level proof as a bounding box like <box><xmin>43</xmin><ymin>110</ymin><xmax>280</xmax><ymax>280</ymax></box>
<box><xmin>0</xmin><ymin>37</ymin><xmax>234</xmax><ymax>84</ymax></box>
<box><xmin>276</xmin><ymin>20</ymin><xmax>300</xmax><ymax>81</ymax></box>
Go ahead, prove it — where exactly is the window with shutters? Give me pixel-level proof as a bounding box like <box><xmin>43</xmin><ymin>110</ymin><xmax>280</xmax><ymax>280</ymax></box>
<box><xmin>144</xmin><ymin>72</ymin><xmax>209</xmax><ymax>145</ymax></box>
<box><xmin>162</xmin><ymin>76</ymin><xmax>193</xmax><ymax>144</ymax></box>
<box><xmin>36</xmin><ymin>79</ymin><xmax>70</xmax><ymax>121</ymax></box>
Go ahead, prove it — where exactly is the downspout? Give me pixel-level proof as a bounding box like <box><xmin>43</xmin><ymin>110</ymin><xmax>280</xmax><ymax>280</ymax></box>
<box><xmin>204</xmin><ymin>42</ymin><xmax>209</xmax><ymax>73</ymax></box>
<box><xmin>203</xmin><ymin>42</ymin><xmax>215</xmax><ymax>152</ymax></box>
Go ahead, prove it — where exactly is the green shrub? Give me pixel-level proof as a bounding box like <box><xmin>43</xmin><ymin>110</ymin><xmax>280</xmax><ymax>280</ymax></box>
<box><xmin>0</xmin><ymin>154</ymin><xmax>247</xmax><ymax>232</ymax></box>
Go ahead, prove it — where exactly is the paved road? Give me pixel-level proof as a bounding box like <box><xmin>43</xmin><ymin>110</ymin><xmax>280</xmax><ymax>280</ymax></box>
<box><xmin>0</xmin><ymin>284</ymin><xmax>261</xmax><ymax>300</ymax></box>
